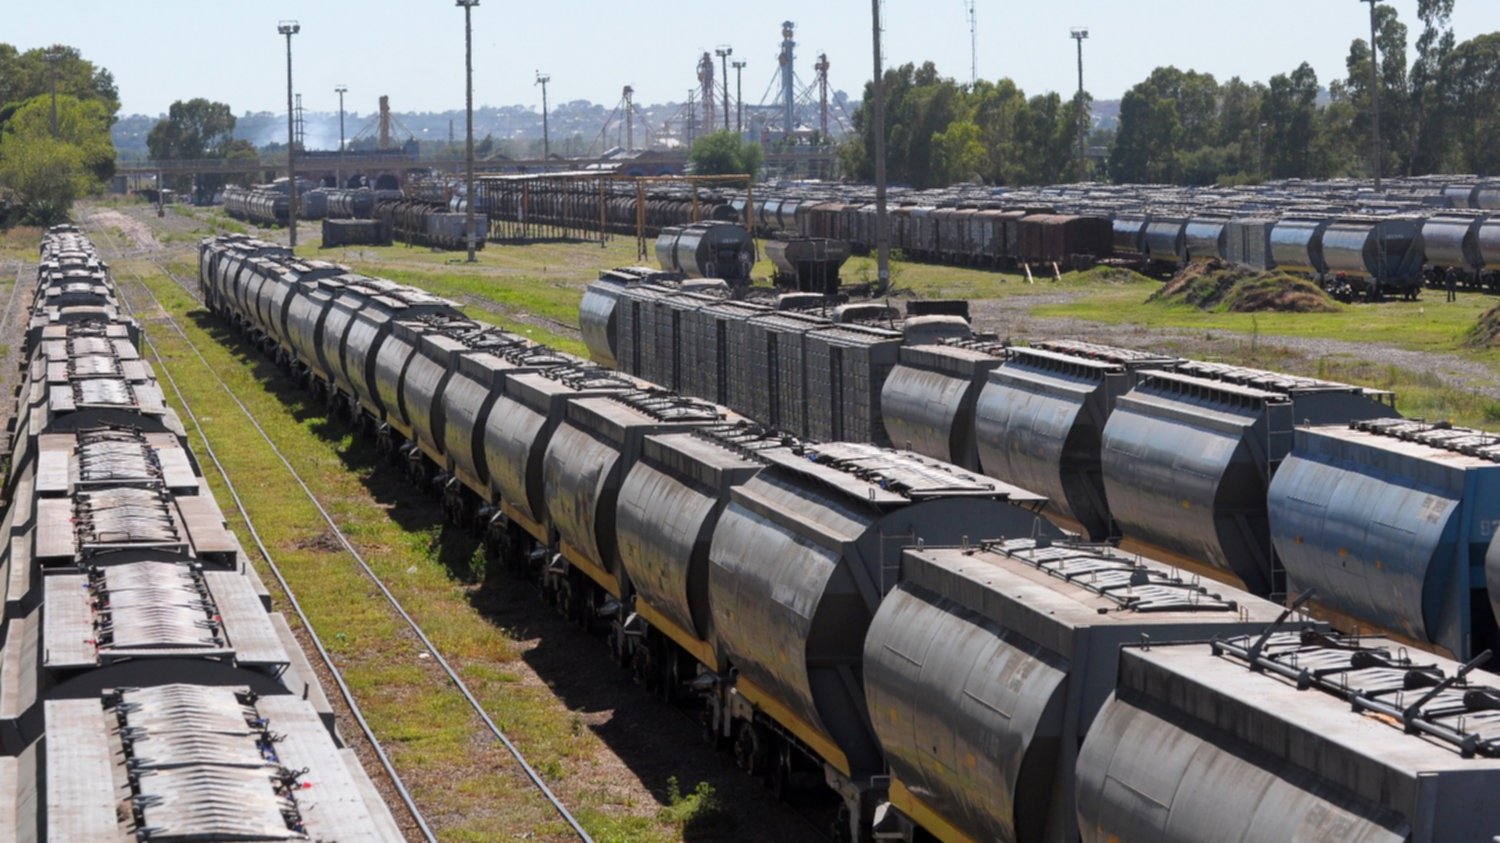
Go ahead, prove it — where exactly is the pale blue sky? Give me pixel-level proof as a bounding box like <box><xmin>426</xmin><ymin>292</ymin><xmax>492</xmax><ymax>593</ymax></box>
<box><xmin>11</xmin><ymin>1</ymin><xmax>1500</xmax><ymax>117</ymax></box>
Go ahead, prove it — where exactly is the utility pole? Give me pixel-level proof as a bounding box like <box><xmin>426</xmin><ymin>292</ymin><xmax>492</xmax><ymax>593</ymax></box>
<box><xmin>535</xmin><ymin>71</ymin><xmax>551</xmax><ymax>167</ymax></box>
<box><xmin>871</xmin><ymin>1</ymin><xmax>889</xmax><ymax>295</ymax></box>
<box><xmin>716</xmin><ymin>46</ymin><xmax>733</xmax><ymax>131</ymax></box>
<box><xmin>45</xmin><ymin>49</ymin><xmax>62</xmax><ymax>138</ymax></box>
<box><xmin>1071</xmin><ymin>27</ymin><xmax>1089</xmax><ymax>182</ymax></box>
<box><xmin>1360</xmin><ymin>0</ymin><xmax>1383</xmax><ymax>191</ymax></box>
<box><xmin>686</xmin><ymin>89</ymin><xmax>696</xmax><ymax>148</ymax></box>
<box><xmin>278</xmin><ymin>21</ymin><xmax>300</xmax><ymax>249</ymax></box>
<box><xmin>457</xmin><ymin>0</ymin><xmax>479</xmax><ymax>262</ymax></box>
<box><xmin>732</xmin><ymin>60</ymin><xmax>747</xmax><ymax>134</ymax></box>
<box><xmin>335</xmin><ymin>85</ymin><xmax>347</xmax><ymax>188</ymax></box>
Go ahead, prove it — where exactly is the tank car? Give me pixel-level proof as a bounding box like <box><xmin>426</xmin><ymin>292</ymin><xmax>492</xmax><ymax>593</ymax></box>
<box><xmin>578</xmin><ymin>267</ymin><xmax>689</xmax><ymax>369</ymax></box>
<box><xmin>1183</xmin><ymin>215</ymin><xmax>1229</xmax><ymax>262</ymax></box>
<box><xmin>1110</xmin><ymin>214</ymin><xmax>1149</xmax><ymax>260</ymax></box>
<box><xmin>1079</xmin><ymin>629</ymin><xmax>1500</xmax><ymax>843</ymax></box>
<box><xmin>1141</xmin><ymin>216</ymin><xmax>1187</xmax><ymax>267</ymax></box>
<box><xmin>704</xmin><ymin>442</ymin><xmax>1053</xmax><ymax>840</ymax></box>
<box><xmin>1270</xmin><ymin>418</ymin><xmax>1500</xmax><ymax>660</ymax></box>
<box><xmin>313</xmin><ymin>274</ymin><xmax>455</xmax><ymax>420</ymax></box>
<box><xmin>1319</xmin><ymin>216</ymin><xmax>1426</xmax><ymax>298</ymax></box>
<box><xmin>480</xmin><ymin>365</ymin><xmax>640</xmax><ymax>560</ymax></box>
<box><xmin>879</xmin><ymin>339</ymin><xmax>1008</xmax><ymax>470</ymax></box>
<box><xmin>614</xmin><ymin>424</ymin><xmax>787</xmax><ymax>689</ymax></box>
<box><xmin>669</xmin><ymin>221</ymin><xmax>757</xmax><ymax>285</ymax></box>
<box><xmin>542</xmin><ymin>391</ymin><xmax>727</xmax><ymax>617</ymax></box>
<box><xmin>975</xmin><ymin>341</ymin><xmax>1179</xmax><ymax>542</ymax></box>
<box><xmin>196</xmin><ymin>234</ymin><xmax>288</xmax><ymax>312</ymax></box>
<box><xmin>324</xmin><ymin>186</ymin><xmax>377</xmax><ymax>218</ymax></box>
<box><xmin>223</xmin><ymin>185</ymin><xmax>290</xmax><ymax>227</ymax></box>
<box><xmin>1269</xmin><ymin>216</ymin><xmax>1333</xmax><ymax>276</ymax></box>
<box><xmin>865</xmin><ymin>538</ymin><xmax>1284</xmax><ymax>843</ymax></box>
<box><xmin>1100</xmin><ymin>362</ymin><xmax>1397</xmax><ymax>596</ymax></box>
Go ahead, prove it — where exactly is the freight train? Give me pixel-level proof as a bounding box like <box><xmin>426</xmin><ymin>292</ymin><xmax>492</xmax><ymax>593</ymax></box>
<box><xmin>201</xmin><ymin>232</ymin><xmax>1500</xmax><ymax>842</ymax></box>
<box><xmin>0</xmin><ymin>227</ymin><xmax>402</xmax><ymax>840</ymax></box>
<box><xmin>468</xmin><ymin>176</ymin><xmax>1500</xmax><ymax>297</ymax></box>
<box><xmin>583</xmin><ymin>274</ymin><xmax>1500</xmax><ymax>667</ymax></box>
<box><xmin>223</xmin><ymin>185</ymin><xmax>379</xmax><ymax>228</ymax></box>
<box><xmin>374</xmin><ymin>199</ymin><xmax>487</xmax><ymax>250</ymax></box>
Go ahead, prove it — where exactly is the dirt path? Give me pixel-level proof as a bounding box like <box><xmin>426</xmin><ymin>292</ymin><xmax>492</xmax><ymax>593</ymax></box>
<box><xmin>82</xmin><ymin>206</ymin><xmax>162</xmax><ymax>253</ymax></box>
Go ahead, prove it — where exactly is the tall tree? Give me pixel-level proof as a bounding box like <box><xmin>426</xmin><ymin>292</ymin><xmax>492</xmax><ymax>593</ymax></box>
<box><xmin>1410</xmin><ymin>0</ymin><xmax>1457</xmax><ymax>172</ymax></box>
<box><xmin>1261</xmin><ymin>63</ymin><xmax>1320</xmax><ymax>179</ymax></box>
<box><xmin>147</xmin><ymin>98</ymin><xmax>237</xmax><ymax>160</ymax></box>
<box><xmin>0</xmin><ymin>44</ymin><xmax>118</xmax><ymax>129</ymax></box>
<box><xmin>0</xmin><ymin>94</ymin><xmax>114</xmax><ymax>222</ymax></box>
<box><xmin>1438</xmin><ymin>32</ymin><xmax>1500</xmax><ymax>174</ymax></box>
<box><xmin>1344</xmin><ymin>4</ymin><xmax>1411</xmax><ymax>176</ymax></box>
<box><xmin>689</xmin><ymin>130</ymin><xmax>762</xmax><ymax>178</ymax></box>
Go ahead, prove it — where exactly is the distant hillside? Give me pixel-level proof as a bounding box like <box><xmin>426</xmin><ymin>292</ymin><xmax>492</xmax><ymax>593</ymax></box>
<box><xmin>112</xmin><ymin>92</ymin><xmax>854</xmax><ymax>161</ymax></box>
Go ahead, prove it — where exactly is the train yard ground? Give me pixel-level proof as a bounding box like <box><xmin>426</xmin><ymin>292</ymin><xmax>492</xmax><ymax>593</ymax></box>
<box><xmin>26</xmin><ymin>194</ymin><xmax>1500</xmax><ymax>841</ymax></box>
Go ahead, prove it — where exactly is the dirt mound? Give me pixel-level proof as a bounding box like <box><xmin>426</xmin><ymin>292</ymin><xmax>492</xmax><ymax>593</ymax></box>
<box><xmin>1151</xmin><ymin>260</ymin><xmax>1340</xmax><ymax>313</ymax></box>
<box><xmin>1466</xmin><ymin>304</ymin><xmax>1500</xmax><ymax>348</ymax></box>
<box><xmin>1071</xmin><ymin>265</ymin><xmax>1154</xmax><ymax>285</ymax></box>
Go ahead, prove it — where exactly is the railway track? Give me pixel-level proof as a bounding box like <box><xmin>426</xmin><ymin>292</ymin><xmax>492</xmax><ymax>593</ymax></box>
<box><xmin>130</xmin><ymin>231</ymin><xmax>837</xmax><ymax>842</ymax></box>
<box><xmin>88</xmin><ymin>225</ymin><xmax>593</xmax><ymax>842</ymax></box>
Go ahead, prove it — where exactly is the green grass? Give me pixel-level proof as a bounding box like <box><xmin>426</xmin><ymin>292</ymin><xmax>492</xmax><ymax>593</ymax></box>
<box><xmin>114</xmin><ymin>257</ymin><xmax>694</xmax><ymax>841</ymax></box>
<box><xmin>1036</xmin><ymin>282</ymin><xmax>1493</xmax><ymax>353</ymax></box>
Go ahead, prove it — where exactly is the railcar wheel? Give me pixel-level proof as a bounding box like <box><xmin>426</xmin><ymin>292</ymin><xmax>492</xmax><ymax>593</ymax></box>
<box><xmin>733</xmin><ymin>722</ymin><xmax>766</xmax><ymax>777</ymax></box>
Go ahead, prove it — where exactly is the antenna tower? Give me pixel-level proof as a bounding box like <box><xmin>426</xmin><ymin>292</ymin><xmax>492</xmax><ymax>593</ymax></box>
<box><xmin>815</xmin><ymin>53</ymin><xmax>831</xmax><ymax>140</ymax></box>
<box><xmin>967</xmin><ymin>0</ymin><xmax>977</xmax><ymax>85</ymax></box>
<box><xmin>779</xmin><ymin>21</ymin><xmax>797</xmax><ymax>138</ymax></box>
<box><xmin>697</xmin><ymin>53</ymin><xmax>717</xmax><ymax>134</ymax></box>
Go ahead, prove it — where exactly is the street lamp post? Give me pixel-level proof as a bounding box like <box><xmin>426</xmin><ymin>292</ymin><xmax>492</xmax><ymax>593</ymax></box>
<box><xmin>278</xmin><ymin>21</ymin><xmax>300</xmax><ymax>249</ymax></box>
<box><xmin>457</xmin><ymin>0</ymin><xmax>479</xmax><ymax>262</ymax></box>
<box><xmin>1258</xmin><ymin>121</ymin><xmax>1268</xmax><ymax>178</ymax></box>
<box><xmin>732</xmin><ymin>60</ymin><xmax>747</xmax><ymax>134</ymax></box>
<box><xmin>335</xmin><ymin>85</ymin><xmax>347</xmax><ymax>189</ymax></box>
<box><xmin>1071</xmin><ymin>27</ymin><xmax>1089</xmax><ymax>183</ymax></box>
<box><xmin>536</xmin><ymin>72</ymin><xmax>551</xmax><ymax>168</ymax></box>
<box><xmin>1360</xmin><ymin>0</ymin><xmax>1383</xmax><ymax>191</ymax></box>
<box><xmin>715</xmin><ymin>46</ymin><xmax>733</xmax><ymax>130</ymax></box>
<box><xmin>871</xmin><ymin>0</ymin><xmax>889</xmax><ymax>295</ymax></box>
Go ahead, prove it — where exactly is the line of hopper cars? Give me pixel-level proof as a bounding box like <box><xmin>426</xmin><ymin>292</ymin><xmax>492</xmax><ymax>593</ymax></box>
<box><xmin>224</xmin><ymin>185</ymin><xmax>378</xmax><ymax>227</ymax></box>
<box><xmin>223</xmin><ymin>185</ymin><xmax>483</xmax><ymax>251</ymax></box>
<box><xmin>582</xmin><ymin>271</ymin><xmax>1500</xmax><ymax>670</ymax></box>
<box><xmin>0</xmin><ymin>227</ymin><xmax>402</xmax><ymax>841</ymax></box>
<box><xmin>471</xmin><ymin>176</ymin><xmax>1500</xmax><ymax>297</ymax></box>
<box><xmin>200</xmin><ymin>231</ymin><xmax>1500</xmax><ymax>842</ymax></box>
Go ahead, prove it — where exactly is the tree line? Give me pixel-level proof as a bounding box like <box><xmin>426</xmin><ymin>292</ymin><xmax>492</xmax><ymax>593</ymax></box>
<box><xmin>843</xmin><ymin>1</ymin><xmax>1500</xmax><ymax>188</ymax></box>
<box><xmin>0</xmin><ymin>44</ymin><xmax>118</xmax><ymax>224</ymax></box>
